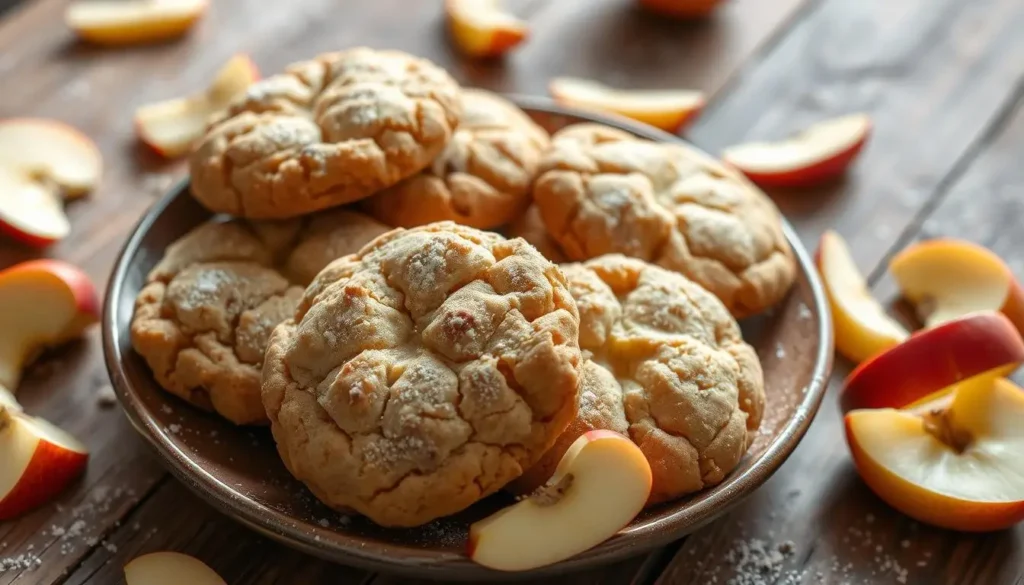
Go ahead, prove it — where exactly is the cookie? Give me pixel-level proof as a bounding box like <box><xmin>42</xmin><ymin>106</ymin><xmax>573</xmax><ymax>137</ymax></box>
<box><xmin>362</xmin><ymin>90</ymin><xmax>549</xmax><ymax>229</ymax></box>
<box><xmin>131</xmin><ymin>213</ymin><xmax>387</xmax><ymax>425</ymax></box>
<box><xmin>533</xmin><ymin>123</ymin><xmax>796</xmax><ymax>317</ymax></box>
<box><xmin>189</xmin><ymin>48</ymin><xmax>462</xmax><ymax>219</ymax></box>
<box><xmin>510</xmin><ymin>255</ymin><xmax>764</xmax><ymax>504</ymax></box>
<box><xmin>506</xmin><ymin>204</ymin><xmax>567</xmax><ymax>263</ymax></box>
<box><xmin>261</xmin><ymin>222</ymin><xmax>582</xmax><ymax>526</ymax></box>
<box><xmin>132</xmin><ymin>259</ymin><xmax>303</xmax><ymax>426</ymax></box>
<box><xmin>283</xmin><ymin>208</ymin><xmax>390</xmax><ymax>284</ymax></box>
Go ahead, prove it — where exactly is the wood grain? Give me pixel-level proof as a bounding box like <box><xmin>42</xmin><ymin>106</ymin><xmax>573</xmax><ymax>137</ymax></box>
<box><xmin>656</xmin><ymin>0</ymin><xmax>1024</xmax><ymax>582</ymax></box>
<box><xmin>0</xmin><ymin>0</ymin><xmax>813</xmax><ymax>583</ymax></box>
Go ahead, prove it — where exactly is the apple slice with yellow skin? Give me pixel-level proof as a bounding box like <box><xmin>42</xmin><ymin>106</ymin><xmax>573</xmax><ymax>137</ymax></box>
<box><xmin>890</xmin><ymin>238</ymin><xmax>1024</xmax><ymax>335</ymax></box>
<box><xmin>0</xmin><ymin>405</ymin><xmax>89</xmax><ymax>520</ymax></box>
<box><xmin>135</xmin><ymin>54</ymin><xmax>260</xmax><ymax>158</ymax></box>
<box><xmin>846</xmin><ymin>377</ymin><xmax>1024</xmax><ymax>532</ymax></box>
<box><xmin>66</xmin><ymin>0</ymin><xmax>208</xmax><ymax>46</ymax></box>
<box><xmin>446</xmin><ymin>0</ymin><xmax>528</xmax><ymax>59</ymax></box>
<box><xmin>722</xmin><ymin>113</ymin><xmax>871</xmax><ymax>188</ymax></box>
<box><xmin>638</xmin><ymin>0</ymin><xmax>723</xmax><ymax>18</ymax></box>
<box><xmin>840</xmin><ymin>311</ymin><xmax>1024</xmax><ymax>413</ymax></box>
<box><xmin>816</xmin><ymin>230</ymin><xmax>908</xmax><ymax>364</ymax></box>
<box><xmin>468</xmin><ymin>430</ymin><xmax>651</xmax><ymax>571</ymax></box>
<box><xmin>549</xmin><ymin>78</ymin><xmax>705</xmax><ymax>133</ymax></box>
<box><xmin>125</xmin><ymin>552</ymin><xmax>227</xmax><ymax>585</ymax></box>
<box><xmin>0</xmin><ymin>260</ymin><xmax>100</xmax><ymax>390</ymax></box>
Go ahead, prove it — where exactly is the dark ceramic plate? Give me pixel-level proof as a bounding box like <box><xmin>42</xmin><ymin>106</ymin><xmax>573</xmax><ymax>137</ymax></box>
<box><xmin>103</xmin><ymin>96</ymin><xmax>833</xmax><ymax>581</ymax></box>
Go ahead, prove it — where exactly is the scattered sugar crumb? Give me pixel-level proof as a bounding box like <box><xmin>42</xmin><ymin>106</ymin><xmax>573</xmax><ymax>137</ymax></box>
<box><xmin>318</xmin><ymin>518</ymin><xmax>330</xmax><ymax>528</ymax></box>
<box><xmin>161</xmin><ymin>405</ymin><xmax>173</xmax><ymax>414</ymax></box>
<box><xmin>775</xmin><ymin>343</ymin><xmax>786</xmax><ymax>359</ymax></box>
<box><xmin>797</xmin><ymin>302</ymin><xmax>812</xmax><ymax>320</ymax></box>
<box><xmin>901</xmin><ymin>539</ymin><xmax>911</xmax><ymax>548</ymax></box>
<box><xmin>167</xmin><ymin>423</ymin><xmax>182</xmax><ymax>435</ymax></box>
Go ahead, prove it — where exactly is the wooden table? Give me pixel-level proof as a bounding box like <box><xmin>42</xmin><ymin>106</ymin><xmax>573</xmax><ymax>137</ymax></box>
<box><xmin>2</xmin><ymin>0</ymin><xmax>1023</xmax><ymax>583</ymax></box>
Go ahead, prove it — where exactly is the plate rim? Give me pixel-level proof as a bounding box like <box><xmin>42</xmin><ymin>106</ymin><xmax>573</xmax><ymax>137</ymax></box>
<box><xmin>102</xmin><ymin>94</ymin><xmax>834</xmax><ymax>580</ymax></box>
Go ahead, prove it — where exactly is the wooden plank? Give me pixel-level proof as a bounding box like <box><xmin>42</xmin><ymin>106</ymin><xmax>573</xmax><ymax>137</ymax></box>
<box><xmin>655</xmin><ymin>0</ymin><xmax>1024</xmax><ymax>582</ymax></box>
<box><xmin>0</xmin><ymin>0</ymin><xmax>812</xmax><ymax>582</ymax></box>
<box><xmin>60</xmin><ymin>480</ymin><xmax>371</xmax><ymax>585</ymax></box>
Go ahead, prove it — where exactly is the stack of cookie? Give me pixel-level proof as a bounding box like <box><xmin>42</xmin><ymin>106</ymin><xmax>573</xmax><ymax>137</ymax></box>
<box><xmin>130</xmin><ymin>47</ymin><xmax>796</xmax><ymax>528</ymax></box>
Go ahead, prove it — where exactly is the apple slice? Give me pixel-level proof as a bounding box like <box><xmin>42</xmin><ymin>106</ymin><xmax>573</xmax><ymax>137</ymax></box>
<box><xmin>0</xmin><ymin>168</ymin><xmax>71</xmax><ymax>247</ymax></box>
<box><xmin>816</xmin><ymin>230</ymin><xmax>908</xmax><ymax>364</ymax></box>
<box><xmin>0</xmin><ymin>406</ymin><xmax>89</xmax><ymax>520</ymax></box>
<box><xmin>890</xmin><ymin>238</ymin><xmax>1024</xmax><ymax>335</ymax></box>
<box><xmin>125</xmin><ymin>552</ymin><xmax>227</xmax><ymax>585</ymax></box>
<box><xmin>135</xmin><ymin>54</ymin><xmax>259</xmax><ymax>158</ymax></box>
<box><xmin>0</xmin><ymin>119</ymin><xmax>101</xmax><ymax>247</ymax></box>
<box><xmin>840</xmin><ymin>311</ymin><xmax>1024</xmax><ymax>413</ymax></box>
<box><xmin>0</xmin><ymin>119</ymin><xmax>102</xmax><ymax>200</ymax></box>
<box><xmin>468</xmin><ymin>430</ymin><xmax>651</xmax><ymax>571</ymax></box>
<box><xmin>722</xmin><ymin>113</ymin><xmax>871</xmax><ymax>188</ymax></box>
<box><xmin>846</xmin><ymin>377</ymin><xmax>1024</xmax><ymax>532</ymax></box>
<box><xmin>549</xmin><ymin>78</ymin><xmax>705</xmax><ymax>133</ymax></box>
<box><xmin>0</xmin><ymin>260</ymin><xmax>100</xmax><ymax>390</ymax></box>
<box><xmin>446</xmin><ymin>0</ymin><xmax>528</xmax><ymax>59</ymax></box>
<box><xmin>66</xmin><ymin>0</ymin><xmax>208</xmax><ymax>46</ymax></box>
<box><xmin>638</xmin><ymin>0</ymin><xmax>723</xmax><ymax>18</ymax></box>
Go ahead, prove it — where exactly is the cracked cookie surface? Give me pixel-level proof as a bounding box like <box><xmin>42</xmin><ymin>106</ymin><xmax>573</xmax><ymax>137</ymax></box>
<box><xmin>189</xmin><ymin>48</ymin><xmax>462</xmax><ymax>219</ymax></box>
<box><xmin>533</xmin><ymin>123</ymin><xmax>796</xmax><ymax>317</ymax></box>
<box><xmin>362</xmin><ymin>89</ymin><xmax>549</xmax><ymax>229</ymax></box>
<box><xmin>510</xmin><ymin>255</ymin><xmax>764</xmax><ymax>504</ymax></box>
<box><xmin>261</xmin><ymin>222</ymin><xmax>582</xmax><ymax>526</ymax></box>
<box><xmin>506</xmin><ymin>204</ymin><xmax>567</xmax><ymax>263</ymax></box>
<box><xmin>131</xmin><ymin>213</ymin><xmax>388</xmax><ymax>425</ymax></box>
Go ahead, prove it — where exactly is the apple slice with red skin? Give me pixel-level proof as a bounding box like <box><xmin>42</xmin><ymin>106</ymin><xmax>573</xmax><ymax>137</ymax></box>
<box><xmin>0</xmin><ymin>260</ymin><xmax>100</xmax><ymax>390</ymax></box>
<box><xmin>66</xmin><ymin>0</ymin><xmax>208</xmax><ymax>46</ymax></box>
<box><xmin>846</xmin><ymin>376</ymin><xmax>1024</xmax><ymax>532</ymax></box>
<box><xmin>890</xmin><ymin>238</ymin><xmax>1024</xmax><ymax>335</ymax></box>
<box><xmin>446</xmin><ymin>0</ymin><xmax>528</xmax><ymax>59</ymax></box>
<box><xmin>125</xmin><ymin>552</ymin><xmax>227</xmax><ymax>585</ymax></box>
<box><xmin>135</xmin><ymin>54</ymin><xmax>260</xmax><ymax>158</ymax></box>
<box><xmin>0</xmin><ymin>405</ymin><xmax>89</xmax><ymax>520</ymax></box>
<box><xmin>0</xmin><ymin>168</ymin><xmax>71</xmax><ymax>247</ymax></box>
<box><xmin>722</xmin><ymin>113</ymin><xmax>871</xmax><ymax>188</ymax></box>
<box><xmin>0</xmin><ymin>119</ymin><xmax>102</xmax><ymax>246</ymax></box>
<box><xmin>468</xmin><ymin>430</ymin><xmax>651</xmax><ymax>571</ymax></box>
<box><xmin>840</xmin><ymin>311</ymin><xmax>1024</xmax><ymax>413</ymax></box>
<box><xmin>815</xmin><ymin>230</ymin><xmax>908</xmax><ymax>364</ymax></box>
<box><xmin>548</xmin><ymin>78</ymin><xmax>705</xmax><ymax>133</ymax></box>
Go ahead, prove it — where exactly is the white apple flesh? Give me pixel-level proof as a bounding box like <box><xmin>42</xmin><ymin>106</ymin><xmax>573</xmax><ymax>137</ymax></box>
<box><xmin>125</xmin><ymin>552</ymin><xmax>227</xmax><ymax>585</ymax></box>
<box><xmin>135</xmin><ymin>54</ymin><xmax>259</xmax><ymax>158</ymax></box>
<box><xmin>549</xmin><ymin>77</ymin><xmax>705</xmax><ymax>133</ymax></box>
<box><xmin>816</xmin><ymin>230</ymin><xmax>908</xmax><ymax>364</ymax></box>
<box><xmin>0</xmin><ymin>119</ymin><xmax>102</xmax><ymax>198</ymax></box>
<box><xmin>846</xmin><ymin>377</ymin><xmax>1024</xmax><ymax>531</ymax></box>
<box><xmin>66</xmin><ymin>0</ymin><xmax>209</xmax><ymax>46</ymax></box>
<box><xmin>0</xmin><ymin>168</ymin><xmax>71</xmax><ymax>247</ymax></box>
<box><xmin>723</xmin><ymin>113</ymin><xmax>871</xmax><ymax>188</ymax></box>
<box><xmin>468</xmin><ymin>430</ymin><xmax>652</xmax><ymax>571</ymax></box>
<box><xmin>0</xmin><ymin>406</ymin><xmax>89</xmax><ymax>520</ymax></box>
<box><xmin>446</xmin><ymin>0</ymin><xmax>528</xmax><ymax>59</ymax></box>
<box><xmin>0</xmin><ymin>260</ymin><xmax>100</xmax><ymax>389</ymax></box>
